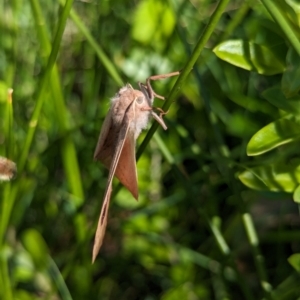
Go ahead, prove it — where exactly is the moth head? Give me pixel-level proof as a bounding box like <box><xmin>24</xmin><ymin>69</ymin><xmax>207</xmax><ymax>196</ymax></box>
<box><xmin>111</xmin><ymin>84</ymin><xmax>134</xmax><ymax>102</ymax></box>
<box><xmin>135</xmin><ymin>95</ymin><xmax>145</xmax><ymax>105</ymax></box>
<box><xmin>131</xmin><ymin>92</ymin><xmax>152</xmax><ymax>139</ymax></box>
<box><xmin>133</xmin><ymin>92</ymin><xmax>151</xmax><ymax>112</ymax></box>
<box><xmin>139</xmin><ymin>83</ymin><xmax>152</xmax><ymax>106</ymax></box>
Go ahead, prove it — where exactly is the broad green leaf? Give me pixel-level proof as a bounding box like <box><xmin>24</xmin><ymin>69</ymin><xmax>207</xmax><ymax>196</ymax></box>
<box><xmin>288</xmin><ymin>253</ymin><xmax>300</xmax><ymax>272</ymax></box>
<box><xmin>239</xmin><ymin>164</ymin><xmax>300</xmax><ymax>192</ymax></box>
<box><xmin>285</xmin><ymin>0</ymin><xmax>300</xmax><ymax>27</ymax></box>
<box><xmin>247</xmin><ymin>115</ymin><xmax>300</xmax><ymax>156</ymax></box>
<box><xmin>22</xmin><ymin>229</ymin><xmax>49</xmax><ymax>270</ymax></box>
<box><xmin>262</xmin><ymin>86</ymin><xmax>300</xmax><ymax>114</ymax></box>
<box><xmin>245</xmin><ymin>17</ymin><xmax>287</xmax><ymax>52</ymax></box>
<box><xmin>213</xmin><ymin>40</ymin><xmax>285</xmax><ymax>75</ymax></box>
<box><xmin>238</xmin><ymin>168</ymin><xmax>269</xmax><ymax>191</ymax></box>
<box><xmin>293</xmin><ymin>184</ymin><xmax>300</xmax><ymax>202</ymax></box>
<box><xmin>282</xmin><ymin>47</ymin><xmax>300</xmax><ymax>97</ymax></box>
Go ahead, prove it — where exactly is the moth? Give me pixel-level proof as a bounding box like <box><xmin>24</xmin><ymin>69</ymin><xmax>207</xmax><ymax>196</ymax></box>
<box><xmin>0</xmin><ymin>156</ymin><xmax>17</xmax><ymax>182</ymax></box>
<box><xmin>92</xmin><ymin>71</ymin><xmax>179</xmax><ymax>262</ymax></box>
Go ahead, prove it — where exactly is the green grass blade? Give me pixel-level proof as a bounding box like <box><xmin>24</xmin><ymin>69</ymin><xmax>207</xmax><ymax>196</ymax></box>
<box><xmin>67</xmin><ymin>5</ymin><xmax>123</xmax><ymax>86</ymax></box>
<box><xmin>261</xmin><ymin>0</ymin><xmax>300</xmax><ymax>56</ymax></box>
<box><xmin>19</xmin><ymin>0</ymin><xmax>74</xmax><ymax>172</ymax></box>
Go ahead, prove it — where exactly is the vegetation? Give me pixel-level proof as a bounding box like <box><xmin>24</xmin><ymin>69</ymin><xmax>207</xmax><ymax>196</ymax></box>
<box><xmin>1</xmin><ymin>0</ymin><xmax>300</xmax><ymax>299</ymax></box>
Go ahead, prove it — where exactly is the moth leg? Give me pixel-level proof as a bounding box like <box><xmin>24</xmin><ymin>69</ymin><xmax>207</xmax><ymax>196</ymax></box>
<box><xmin>141</xmin><ymin>106</ymin><xmax>169</xmax><ymax>118</ymax></box>
<box><xmin>146</xmin><ymin>71</ymin><xmax>180</xmax><ymax>101</ymax></box>
<box><xmin>147</xmin><ymin>71</ymin><xmax>181</xmax><ymax>81</ymax></box>
<box><xmin>151</xmin><ymin>111</ymin><xmax>167</xmax><ymax>130</ymax></box>
<box><xmin>151</xmin><ymin>107</ymin><xmax>169</xmax><ymax>130</ymax></box>
<box><xmin>140</xmin><ymin>106</ymin><xmax>168</xmax><ymax>130</ymax></box>
<box><xmin>154</xmin><ymin>107</ymin><xmax>169</xmax><ymax>118</ymax></box>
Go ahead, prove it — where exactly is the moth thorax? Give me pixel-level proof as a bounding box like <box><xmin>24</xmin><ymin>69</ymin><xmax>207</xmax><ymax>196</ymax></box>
<box><xmin>133</xmin><ymin>110</ymin><xmax>151</xmax><ymax>139</ymax></box>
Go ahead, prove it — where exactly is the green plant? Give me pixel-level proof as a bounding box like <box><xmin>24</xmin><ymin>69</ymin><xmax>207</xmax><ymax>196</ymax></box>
<box><xmin>1</xmin><ymin>0</ymin><xmax>300</xmax><ymax>299</ymax></box>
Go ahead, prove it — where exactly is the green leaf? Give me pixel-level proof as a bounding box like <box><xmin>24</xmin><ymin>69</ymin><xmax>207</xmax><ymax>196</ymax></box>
<box><xmin>262</xmin><ymin>86</ymin><xmax>300</xmax><ymax>114</ymax></box>
<box><xmin>238</xmin><ymin>168</ymin><xmax>269</xmax><ymax>191</ymax></box>
<box><xmin>247</xmin><ymin>115</ymin><xmax>300</xmax><ymax>156</ymax></box>
<box><xmin>239</xmin><ymin>164</ymin><xmax>300</xmax><ymax>192</ymax></box>
<box><xmin>213</xmin><ymin>40</ymin><xmax>285</xmax><ymax>75</ymax></box>
<box><xmin>22</xmin><ymin>229</ymin><xmax>49</xmax><ymax>270</ymax></box>
<box><xmin>227</xmin><ymin>92</ymin><xmax>275</xmax><ymax>114</ymax></box>
<box><xmin>282</xmin><ymin>47</ymin><xmax>300</xmax><ymax>98</ymax></box>
<box><xmin>293</xmin><ymin>184</ymin><xmax>300</xmax><ymax>202</ymax></box>
<box><xmin>288</xmin><ymin>253</ymin><xmax>300</xmax><ymax>272</ymax></box>
<box><xmin>285</xmin><ymin>0</ymin><xmax>300</xmax><ymax>27</ymax></box>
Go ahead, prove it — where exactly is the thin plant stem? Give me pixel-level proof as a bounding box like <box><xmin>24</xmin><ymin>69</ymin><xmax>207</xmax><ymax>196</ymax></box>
<box><xmin>154</xmin><ymin>133</ymin><xmax>254</xmax><ymax>300</ymax></box>
<box><xmin>0</xmin><ymin>1</ymin><xmax>74</xmax><ymax>298</ymax></box>
<box><xmin>66</xmin><ymin>3</ymin><xmax>123</xmax><ymax>87</ymax></box>
<box><xmin>19</xmin><ymin>0</ymin><xmax>74</xmax><ymax>172</ymax></box>
<box><xmin>261</xmin><ymin>0</ymin><xmax>300</xmax><ymax>56</ymax></box>
<box><xmin>30</xmin><ymin>0</ymin><xmax>84</xmax><ymax>204</ymax></box>
<box><xmin>137</xmin><ymin>0</ymin><xmax>231</xmax><ymax>160</ymax></box>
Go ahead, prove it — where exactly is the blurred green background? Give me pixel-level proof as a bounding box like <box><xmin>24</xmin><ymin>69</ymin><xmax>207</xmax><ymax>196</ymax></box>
<box><xmin>1</xmin><ymin>0</ymin><xmax>300</xmax><ymax>299</ymax></box>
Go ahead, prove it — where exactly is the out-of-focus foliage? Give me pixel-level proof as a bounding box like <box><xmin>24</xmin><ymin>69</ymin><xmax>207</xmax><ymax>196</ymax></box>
<box><xmin>1</xmin><ymin>0</ymin><xmax>300</xmax><ymax>299</ymax></box>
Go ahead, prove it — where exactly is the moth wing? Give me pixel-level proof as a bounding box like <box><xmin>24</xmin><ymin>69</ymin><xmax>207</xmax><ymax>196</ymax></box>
<box><xmin>94</xmin><ymin>103</ymin><xmax>138</xmax><ymax>199</ymax></box>
<box><xmin>93</xmin><ymin>109</ymin><xmax>113</xmax><ymax>167</ymax></box>
<box><xmin>114</xmin><ymin>130</ymin><xmax>138</xmax><ymax>200</ymax></box>
<box><xmin>92</xmin><ymin>110</ymin><xmax>134</xmax><ymax>262</ymax></box>
<box><xmin>92</xmin><ymin>183</ymin><xmax>112</xmax><ymax>263</ymax></box>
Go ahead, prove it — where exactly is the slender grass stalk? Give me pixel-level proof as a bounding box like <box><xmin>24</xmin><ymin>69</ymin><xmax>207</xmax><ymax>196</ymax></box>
<box><xmin>165</xmin><ymin>1</ymin><xmax>269</xmax><ymax>297</ymax></box>
<box><xmin>0</xmin><ymin>0</ymin><xmax>75</xmax><ymax>239</ymax></box>
<box><xmin>106</xmin><ymin>3</ymin><xmax>255</xmax><ymax>296</ymax></box>
<box><xmin>271</xmin><ymin>272</ymin><xmax>300</xmax><ymax>299</ymax></box>
<box><xmin>0</xmin><ymin>242</ymin><xmax>13</xmax><ymax>300</ymax></box>
<box><xmin>200</xmin><ymin>69</ymin><xmax>273</xmax><ymax>297</ymax></box>
<box><xmin>137</xmin><ymin>0</ymin><xmax>231</xmax><ymax>159</ymax></box>
<box><xmin>66</xmin><ymin>4</ymin><xmax>123</xmax><ymax>87</ymax></box>
<box><xmin>154</xmin><ymin>133</ymin><xmax>254</xmax><ymax>300</ymax></box>
<box><xmin>0</xmin><ymin>185</ymin><xmax>13</xmax><ymax>300</ymax></box>
<box><xmin>0</xmin><ymin>1</ymin><xmax>74</xmax><ymax>298</ymax></box>
<box><xmin>90</xmin><ymin>0</ymin><xmax>232</xmax><ymax>252</ymax></box>
<box><xmin>5</xmin><ymin>89</ymin><xmax>14</xmax><ymax>157</ymax></box>
<box><xmin>220</xmin><ymin>1</ymin><xmax>250</xmax><ymax>41</ymax></box>
<box><xmin>207</xmin><ymin>218</ymin><xmax>230</xmax><ymax>256</ymax></box>
<box><xmin>48</xmin><ymin>257</ymin><xmax>73</xmax><ymax>300</ymax></box>
<box><xmin>261</xmin><ymin>0</ymin><xmax>300</xmax><ymax>56</ymax></box>
<box><xmin>144</xmin><ymin>232</ymin><xmax>227</xmax><ymax>276</ymax></box>
<box><xmin>242</xmin><ymin>213</ymin><xmax>273</xmax><ymax>296</ymax></box>
<box><xmin>0</xmin><ymin>90</ymin><xmax>15</xmax><ymax>300</ymax></box>
<box><xmin>181</xmin><ymin>5</ymin><xmax>273</xmax><ymax>298</ymax></box>
<box><xmin>18</xmin><ymin>0</ymin><xmax>74</xmax><ymax>172</ymax></box>
<box><xmin>212</xmin><ymin>275</ymin><xmax>229</xmax><ymax>300</ymax></box>
<box><xmin>30</xmin><ymin>0</ymin><xmax>51</xmax><ymax>56</ymax></box>
<box><xmin>49</xmin><ymin>71</ymin><xmax>84</xmax><ymax>204</ymax></box>
<box><xmin>0</xmin><ymin>186</ymin><xmax>17</xmax><ymax>246</ymax></box>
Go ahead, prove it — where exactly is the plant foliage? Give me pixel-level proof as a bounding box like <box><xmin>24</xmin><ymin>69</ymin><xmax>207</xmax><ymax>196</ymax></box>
<box><xmin>1</xmin><ymin>0</ymin><xmax>300</xmax><ymax>299</ymax></box>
